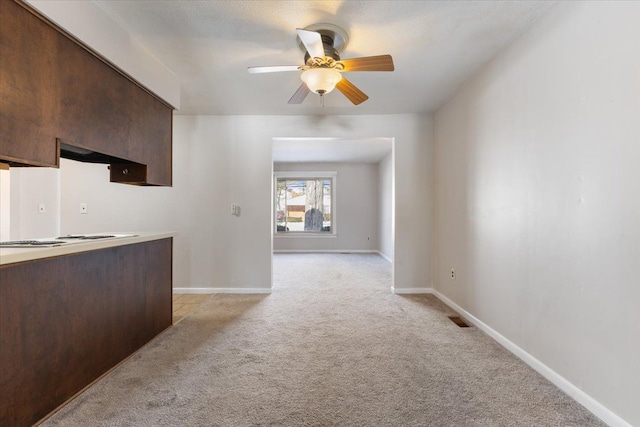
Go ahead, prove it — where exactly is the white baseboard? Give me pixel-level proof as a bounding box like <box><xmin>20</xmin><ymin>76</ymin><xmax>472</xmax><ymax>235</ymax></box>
<box><xmin>377</xmin><ymin>251</ymin><xmax>393</xmax><ymax>263</ymax></box>
<box><xmin>429</xmin><ymin>288</ymin><xmax>632</xmax><ymax>427</ymax></box>
<box><xmin>173</xmin><ymin>287</ymin><xmax>271</xmax><ymax>294</ymax></box>
<box><xmin>173</xmin><ymin>287</ymin><xmax>213</xmax><ymax>294</ymax></box>
<box><xmin>273</xmin><ymin>249</ymin><xmax>379</xmax><ymax>254</ymax></box>
<box><xmin>391</xmin><ymin>287</ymin><xmax>433</xmax><ymax>294</ymax></box>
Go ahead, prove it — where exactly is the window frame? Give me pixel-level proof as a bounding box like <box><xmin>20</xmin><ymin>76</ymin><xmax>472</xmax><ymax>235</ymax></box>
<box><xmin>273</xmin><ymin>171</ymin><xmax>337</xmax><ymax>237</ymax></box>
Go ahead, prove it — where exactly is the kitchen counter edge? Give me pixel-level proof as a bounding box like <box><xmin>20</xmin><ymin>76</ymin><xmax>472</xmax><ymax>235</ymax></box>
<box><xmin>0</xmin><ymin>232</ymin><xmax>176</xmax><ymax>266</ymax></box>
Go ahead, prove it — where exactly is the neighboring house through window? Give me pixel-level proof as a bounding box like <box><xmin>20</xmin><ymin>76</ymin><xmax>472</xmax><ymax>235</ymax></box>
<box><xmin>274</xmin><ymin>171</ymin><xmax>336</xmax><ymax>235</ymax></box>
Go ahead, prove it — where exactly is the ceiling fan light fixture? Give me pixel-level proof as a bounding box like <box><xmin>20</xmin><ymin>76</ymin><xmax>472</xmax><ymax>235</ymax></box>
<box><xmin>301</xmin><ymin>68</ymin><xmax>342</xmax><ymax>95</ymax></box>
<box><xmin>249</xmin><ymin>24</ymin><xmax>394</xmax><ymax>106</ymax></box>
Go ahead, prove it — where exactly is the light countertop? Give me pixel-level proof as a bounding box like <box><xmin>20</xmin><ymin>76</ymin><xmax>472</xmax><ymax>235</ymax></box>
<box><xmin>0</xmin><ymin>231</ymin><xmax>176</xmax><ymax>266</ymax></box>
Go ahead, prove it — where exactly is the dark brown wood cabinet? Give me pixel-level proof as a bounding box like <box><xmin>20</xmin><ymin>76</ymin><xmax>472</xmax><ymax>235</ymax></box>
<box><xmin>0</xmin><ymin>0</ymin><xmax>173</xmax><ymax>186</ymax></box>
<box><xmin>0</xmin><ymin>238</ymin><xmax>173</xmax><ymax>427</ymax></box>
<box><xmin>57</xmin><ymin>39</ymin><xmax>134</xmax><ymax>161</ymax></box>
<box><xmin>126</xmin><ymin>90</ymin><xmax>173</xmax><ymax>185</ymax></box>
<box><xmin>0</xmin><ymin>0</ymin><xmax>60</xmax><ymax>167</ymax></box>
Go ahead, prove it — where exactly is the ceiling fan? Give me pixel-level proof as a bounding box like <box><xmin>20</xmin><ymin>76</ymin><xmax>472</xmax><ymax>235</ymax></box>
<box><xmin>248</xmin><ymin>24</ymin><xmax>394</xmax><ymax>106</ymax></box>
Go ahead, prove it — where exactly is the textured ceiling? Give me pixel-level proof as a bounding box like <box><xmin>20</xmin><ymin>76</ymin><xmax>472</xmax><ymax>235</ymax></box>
<box><xmin>92</xmin><ymin>0</ymin><xmax>554</xmax><ymax>116</ymax></box>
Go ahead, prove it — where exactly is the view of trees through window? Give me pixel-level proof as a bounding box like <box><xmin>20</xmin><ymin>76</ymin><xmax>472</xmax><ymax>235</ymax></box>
<box><xmin>275</xmin><ymin>178</ymin><xmax>332</xmax><ymax>233</ymax></box>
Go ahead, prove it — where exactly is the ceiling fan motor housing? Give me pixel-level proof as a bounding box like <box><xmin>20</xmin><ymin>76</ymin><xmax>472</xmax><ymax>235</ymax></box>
<box><xmin>304</xmin><ymin>35</ymin><xmax>340</xmax><ymax>64</ymax></box>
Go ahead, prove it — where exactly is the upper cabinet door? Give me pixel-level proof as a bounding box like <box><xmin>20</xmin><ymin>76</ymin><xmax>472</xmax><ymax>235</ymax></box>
<box><xmin>56</xmin><ymin>39</ymin><xmax>132</xmax><ymax>161</ymax></box>
<box><xmin>127</xmin><ymin>91</ymin><xmax>173</xmax><ymax>185</ymax></box>
<box><xmin>0</xmin><ymin>0</ymin><xmax>59</xmax><ymax>167</ymax></box>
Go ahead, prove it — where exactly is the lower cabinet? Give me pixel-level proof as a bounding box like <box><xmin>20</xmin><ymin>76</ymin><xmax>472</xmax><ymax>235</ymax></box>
<box><xmin>0</xmin><ymin>238</ymin><xmax>173</xmax><ymax>427</ymax></box>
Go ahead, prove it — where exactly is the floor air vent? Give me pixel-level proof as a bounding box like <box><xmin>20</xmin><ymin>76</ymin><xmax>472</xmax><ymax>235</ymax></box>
<box><xmin>448</xmin><ymin>316</ymin><xmax>471</xmax><ymax>328</ymax></box>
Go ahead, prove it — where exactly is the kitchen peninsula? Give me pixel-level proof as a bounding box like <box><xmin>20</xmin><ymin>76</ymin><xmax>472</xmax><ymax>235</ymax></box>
<box><xmin>0</xmin><ymin>232</ymin><xmax>175</xmax><ymax>427</ymax></box>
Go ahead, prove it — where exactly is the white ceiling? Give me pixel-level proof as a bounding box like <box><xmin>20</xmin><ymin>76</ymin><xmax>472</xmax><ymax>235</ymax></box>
<box><xmin>92</xmin><ymin>0</ymin><xmax>554</xmax><ymax>117</ymax></box>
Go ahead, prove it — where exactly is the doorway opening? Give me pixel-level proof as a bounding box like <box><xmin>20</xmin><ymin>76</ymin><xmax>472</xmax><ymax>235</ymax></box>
<box><xmin>270</xmin><ymin>136</ymin><xmax>395</xmax><ymax>289</ymax></box>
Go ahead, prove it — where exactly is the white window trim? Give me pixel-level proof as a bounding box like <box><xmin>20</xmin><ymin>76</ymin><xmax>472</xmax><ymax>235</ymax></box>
<box><xmin>274</xmin><ymin>171</ymin><xmax>337</xmax><ymax>237</ymax></box>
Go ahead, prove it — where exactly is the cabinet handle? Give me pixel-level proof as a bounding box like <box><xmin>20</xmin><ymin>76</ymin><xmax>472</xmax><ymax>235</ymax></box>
<box><xmin>122</xmin><ymin>168</ymin><xmax>128</xmax><ymax>175</ymax></box>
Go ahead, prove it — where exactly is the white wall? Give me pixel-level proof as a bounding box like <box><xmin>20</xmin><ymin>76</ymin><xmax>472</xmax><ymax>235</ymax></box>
<box><xmin>8</xmin><ymin>167</ymin><xmax>60</xmax><ymax>240</ymax></box>
<box><xmin>59</xmin><ymin>158</ymin><xmax>176</xmax><ymax>235</ymax></box>
<box><xmin>433</xmin><ymin>2</ymin><xmax>640</xmax><ymax>426</ymax></box>
<box><xmin>175</xmin><ymin>114</ymin><xmax>433</xmax><ymax>291</ymax></box>
<box><xmin>378</xmin><ymin>151</ymin><xmax>393</xmax><ymax>262</ymax></box>
<box><xmin>273</xmin><ymin>162</ymin><xmax>379</xmax><ymax>252</ymax></box>
<box><xmin>0</xmin><ymin>168</ymin><xmax>10</xmax><ymax>241</ymax></box>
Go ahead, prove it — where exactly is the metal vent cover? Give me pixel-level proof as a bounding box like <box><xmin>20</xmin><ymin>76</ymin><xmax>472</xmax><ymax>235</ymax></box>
<box><xmin>448</xmin><ymin>316</ymin><xmax>471</xmax><ymax>328</ymax></box>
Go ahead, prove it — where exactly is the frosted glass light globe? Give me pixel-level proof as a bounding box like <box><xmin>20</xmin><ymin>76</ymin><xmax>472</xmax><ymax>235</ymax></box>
<box><xmin>301</xmin><ymin>68</ymin><xmax>342</xmax><ymax>94</ymax></box>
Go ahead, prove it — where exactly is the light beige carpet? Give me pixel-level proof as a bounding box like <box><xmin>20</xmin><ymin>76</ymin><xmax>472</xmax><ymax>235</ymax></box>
<box><xmin>43</xmin><ymin>253</ymin><xmax>605</xmax><ymax>426</ymax></box>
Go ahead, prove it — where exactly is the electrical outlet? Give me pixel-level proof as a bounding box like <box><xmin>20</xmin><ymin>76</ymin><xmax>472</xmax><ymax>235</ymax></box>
<box><xmin>231</xmin><ymin>204</ymin><xmax>240</xmax><ymax>216</ymax></box>
<box><xmin>80</xmin><ymin>203</ymin><xmax>88</xmax><ymax>214</ymax></box>
<box><xmin>450</xmin><ymin>268</ymin><xmax>456</xmax><ymax>280</ymax></box>
<box><xmin>38</xmin><ymin>203</ymin><xmax>46</xmax><ymax>214</ymax></box>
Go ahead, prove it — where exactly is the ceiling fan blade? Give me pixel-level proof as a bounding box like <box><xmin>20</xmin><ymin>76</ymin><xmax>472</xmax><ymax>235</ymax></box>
<box><xmin>339</xmin><ymin>55</ymin><xmax>395</xmax><ymax>72</ymax></box>
<box><xmin>335</xmin><ymin>77</ymin><xmax>369</xmax><ymax>105</ymax></box>
<box><xmin>288</xmin><ymin>83</ymin><xmax>310</xmax><ymax>104</ymax></box>
<box><xmin>297</xmin><ymin>28</ymin><xmax>324</xmax><ymax>59</ymax></box>
<box><xmin>248</xmin><ymin>65</ymin><xmax>301</xmax><ymax>74</ymax></box>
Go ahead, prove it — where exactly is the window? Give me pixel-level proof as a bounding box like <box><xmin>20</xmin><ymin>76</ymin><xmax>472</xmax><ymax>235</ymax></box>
<box><xmin>274</xmin><ymin>172</ymin><xmax>336</xmax><ymax>235</ymax></box>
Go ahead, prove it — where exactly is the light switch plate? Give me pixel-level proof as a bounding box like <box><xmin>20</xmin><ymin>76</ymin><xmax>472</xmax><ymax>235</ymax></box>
<box><xmin>80</xmin><ymin>203</ymin><xmax>88</xmax><ymax>214</ymax></box>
